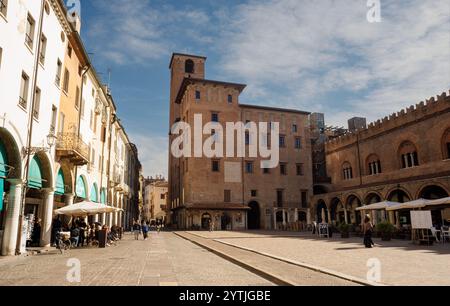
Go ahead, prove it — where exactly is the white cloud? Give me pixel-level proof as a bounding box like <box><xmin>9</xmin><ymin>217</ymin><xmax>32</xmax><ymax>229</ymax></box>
<box><xmin>217</xmin><ymin>0</ymin><xmax>450</xmax><ymax>126</ymax></box>
<box><xmin>132</xmin><ymin>133</ymin><xmax>168</xmax><ymax>178</ymax></box>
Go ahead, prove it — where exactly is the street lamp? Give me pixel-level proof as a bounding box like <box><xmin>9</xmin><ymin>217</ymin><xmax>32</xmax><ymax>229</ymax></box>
<box><xmin>21</xmin><ymin>131</ymin><xmax>57</xmax><ymax>156</ymax></box>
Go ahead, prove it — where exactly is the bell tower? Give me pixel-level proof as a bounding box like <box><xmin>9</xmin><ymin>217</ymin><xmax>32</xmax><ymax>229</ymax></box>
<box><xmin>168</xmin><ymin>53</ymin><xmax>206</xmax><ymax>212</ymax></box>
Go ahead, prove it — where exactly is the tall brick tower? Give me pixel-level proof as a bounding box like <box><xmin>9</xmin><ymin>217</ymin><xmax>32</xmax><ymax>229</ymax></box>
<box><xmin>168</xmin><ymin>53</ymin><xmax>206</xmax><ymax>222</ymax></box>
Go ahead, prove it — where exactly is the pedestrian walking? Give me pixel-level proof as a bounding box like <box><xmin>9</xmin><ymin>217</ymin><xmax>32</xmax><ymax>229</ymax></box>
<box><xmin>363</xmin><ymin>215</ymin><xmax>375</xmax><ymax>248</ymax></box>
<box><xmin>142</xmin><ymin>222</ymin><xmax>149</xmax><ymax>240</ymax></box>
<box><xmin>133</xmin><ymin>221</ymin><xmax>141</xmax><ymax>240</ymax></box>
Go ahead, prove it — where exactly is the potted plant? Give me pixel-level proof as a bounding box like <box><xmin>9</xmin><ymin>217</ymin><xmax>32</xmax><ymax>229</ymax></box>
<box><xmin>376</xmin><ymin>221</ymin><xmax>396</xmax><ymax>241</ymax></box>
<box><xmin>339</xmin><ymin>223</ymin><xmax>351</xmax><ymax>238</ymax></box>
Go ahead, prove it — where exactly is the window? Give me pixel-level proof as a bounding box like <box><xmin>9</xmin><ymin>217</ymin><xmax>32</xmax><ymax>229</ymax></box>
<box><xmin>63</xmin><ymin>68</ymin><xmax>69</xmax><ymax>93</ymax></box>
<box><xmin>292</xmin><ymin>124</ymin><xmax>298</xmax><ymax>133</ymax></box>
<box><xmin>280</xmin><ymin>163</ymin><xmax>287</xmax><ymax>175</ymax></box>
<box><xmin>211</xmin><ymin>113</ymin><xmax>219</xmax><ymax>122</ymax></box>
<box><xmin>251</xmin><ymin>190</ymin><xmax>257</xmax><ymax>197</ymax></box>
<box><xmin>296</xmin><ymin>163</ymin><xmax>304</xmax><ymax>176</ymax></box>
<box><xmin>224</xmin><ymin>190</ymin><xmax>231</xmax><ymax>203</ymax></box>
<box><xmin>367</xmin><ymin>154</ymin><xmax>382</xmax><ymax>175</ymax></box>
<box><xmin>75</xmin><ymin>86</ymin><xmax>80</xmax><ymax>109</ymax></box>
<box><xmin>161</xmin><ymin>194</ymin><xmax>165</xmax><ymax>200</ymax></box>
<box><xmin>19</xmin><ymin>71</ymin><xmax>30</xmax><ymax>109</ymax></box>
<box><xmin>55</xmin><ymin>59</ymin><xmax>62</xmax><ymax>86</ymax></box>
<box><xmin>245</xmin><ymin>132</ymin><xmax>250</xmax><ymax>145</ymax></box>
<box><xmin>301</xmin><ymin>191</ymin><xmax>308</xmax><ymax>208</ymax></box>
<box><xmin>279</xmin><ymin>135</ymin><xmax>286</xmax><ymax>148</ymax></box>
<box><xmin>276</xmin><ymin>190</ymin><xmax>284</xmax><ymax>207</ymax></box>
<box><xmin>58</xmin><ymin>112</ymin><xmax>65</xmax><ymax>134</ymax></box>
<box><xmin>25</xmin><ymin>14</ymin><xmax>35</xmax><ymax>49</ymax></box>
<box><xmin>212</xmin><ymin>160</ymin><xmax>220</xmax><ymax>172</ymax></box>
<box><xmin>39</xmin><ymin>34</ymin><xmax>47</xmax><ymax>65</ymax></box>
<box><xmin>195</xmin><ymin>90</ymin><xmax>201</xmax><ymax>100</ymax></box>
<box><xmin>0</xmin><ymin>0</ymin><xmax>8</xmax><ymax>17</ymax></box>
<box><xmin>399</xmin><ymin>141</ymin><xmax>419</xmax><ymax>168</ymax></box>
<box><xmin>228</xmin><ymin>95</ymin><xmax>233</xmax><ymax>104</ymax></box>
<box><xmin>33</xmin><ymin>87</ymin><xmax>41</xmax><ymax>120</ymax></box>
<box><xmin>442</xmin><ymin>129</ymin><xmax>450</xmax><ymax>160</ymax></box>
<box><xmin>67</xmin><ymin>44</ymin><xmax>72</xmax><ymax>58</ymax></box>
<box><xmin>50</xmin><ymin>106</ymin><xmax>57</xmax><ymax>132</ymax></box>
<box><xmin>80</xmin><ymin>98</ymin><xmax>85</xmax><ymax>118</ymax></box>
<box><xmin>245</xmin><ymin>162</ymin><xmax>253</xmax><ymax>174</ymax></box>
<box><xmin>342</xmin><ymin>162</ymin><xmax>353</xmax><ymax>180</ymax></box>
<box><xmin>295</xmin><ymin>137</ymin><xmax>302</xmax><ymax>149</ymax></box>
<box><xmin>185</xmin><ymin>59</ymin><xmax>194</xmax><ymax>74</ymax></box>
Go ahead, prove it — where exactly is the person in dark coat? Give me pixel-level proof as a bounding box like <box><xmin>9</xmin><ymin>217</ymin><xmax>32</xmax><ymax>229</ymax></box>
<box><xmin>32</xmin><ymin>219</ymin><xmax>42</xmax><ymax>247</ymax></box>
<box><xmin>363</xmin><ymin>215</ymin><xmax>375</xmax><ymax>248</ymax></box>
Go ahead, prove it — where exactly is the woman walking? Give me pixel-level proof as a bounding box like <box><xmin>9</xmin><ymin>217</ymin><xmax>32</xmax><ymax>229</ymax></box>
<box><xmin>363</xmin><ymin>215</ymin><xmax>375</xmax><ymax>248</ymax></box>
<box><xmin>133</xmin><ymin>221</ymin><xmax>141</xmax><ymax>240</ymax></box>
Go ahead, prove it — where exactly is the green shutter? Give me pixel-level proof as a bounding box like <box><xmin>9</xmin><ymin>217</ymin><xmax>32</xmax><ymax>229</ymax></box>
<box><xmin>0</xmin><ymin>178</ymin><xmax>4</xmax><ymax>211</ymax></box>
<box><xmin>55</xmin><ymin>169</ymin><xmax>65</xmax><ymax>195</ymax></box>
<box><xmin>90</xmin><ymin>184</ymin><xmax>98</xmax><ymax>202</ymax></box>
<box><xmin>28</xmin><ymin>156</ymin><xmax>43</xmax><ymax>189</ymax></box>
<box><xmin>100</xmin><ymin>188</ymin><xmax>106</xmax><ymax>204</ymax></box>
<box><xmin>76</xmin><ymin>176</ymin><xmax>86</xmax><ymax>199</ymax></box>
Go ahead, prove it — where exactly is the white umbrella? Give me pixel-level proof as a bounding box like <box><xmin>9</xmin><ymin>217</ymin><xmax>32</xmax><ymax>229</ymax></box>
<box><xmin>425</xmin><ymin>196</ymin><xmax>450</xmax><ymax>207</ymax></box>
<box><xmin>54</xmin><ymin>201</ymin><xmax>123</xmax><ymax>217</ymax></box>
<box><xmin>386</xmin><ymin>198</ymin><xmax>431</xmax><ymax>211</ymax></box>
<box><xmin>356</xmin><ymin>201</ymin><xmax>399</xmax><ymax>211</ymax></box>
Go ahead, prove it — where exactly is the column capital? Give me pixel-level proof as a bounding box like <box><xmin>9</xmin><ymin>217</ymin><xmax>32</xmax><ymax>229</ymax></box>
<box><xmin>42</xmin><ymin>188</ymin><xmax>55</xmax><ymax>195</ymax></box>
<box><xmin>64</xmin><ymin>193</ymin><xmax>75</xmax><ymax>198</ymax></box>
<box><xmin>5</xmin><ymin>179</ymin><xmax>24</xmax><ymax>186</ymax></box>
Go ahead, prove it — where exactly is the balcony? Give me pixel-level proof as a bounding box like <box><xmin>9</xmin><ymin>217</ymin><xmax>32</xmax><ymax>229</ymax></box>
<box><xmin>56</xmin><ymin>133</ymin><xmax>89</xmax><ymax>166</ymax></box>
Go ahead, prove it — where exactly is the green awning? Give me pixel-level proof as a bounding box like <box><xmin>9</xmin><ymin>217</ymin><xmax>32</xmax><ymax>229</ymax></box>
<box><xmin>90</xmin><ymin>184</ymin><xmax>98</xmax><ymax>202</ymax></box>
<box><xmin>0</xmin><ymin>140</ymin><xmax>7</xmax><ymax>178</ymax></box>
<box><xmin>76</xmin><ymin>176</ymin><xmax>87</xmax><ymax>199</ymax></box>
<box><xmin>55</xmin><ymin>169</ymin><xmax>65</xmax><ymax>195</ymax></box>
<box><xmin>100</xmin><ymin>188</ymin><xmax>106</xmax><ymax>204</ymax></box>
<box><xmin>0</xmin><ymin>140</ymin><xmax>7</xmax><ymax>211</ymax></box>
<box><xmin>28</xmin><ymin>156</ymin><xmax>43</xmax><ymax>189</ymax></box>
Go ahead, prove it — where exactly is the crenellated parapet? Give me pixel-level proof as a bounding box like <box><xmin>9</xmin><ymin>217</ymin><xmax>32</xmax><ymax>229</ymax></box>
<box><xmin>326</xmin><ymin>90</ymin><xmax>450</xmax><ymax>151</ymax></box>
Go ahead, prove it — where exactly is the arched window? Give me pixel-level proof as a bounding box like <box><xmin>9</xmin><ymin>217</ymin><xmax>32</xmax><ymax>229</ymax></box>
<box><xmin>366</xmin><ymin>154</ymin><xmax>382</xmax><ymax>175</ymax></box>
<box><xmin>399</xmin><ymin>141</ymin><xmax>419</xmax><ymax>168</ymax></box>
<box><xmin>185</xmin><ymin>59</ymin><xmax>194</xmax><ymax>74</ymax></box>
<box><xmin>342</xmin><ymin>162</ymin><xmax>353</xmax><ymax>180</ymax></box>
<box><xmin>442</xmin><ymin>129</ymin><xmax>450</xmax><ymax>160</ymax></box>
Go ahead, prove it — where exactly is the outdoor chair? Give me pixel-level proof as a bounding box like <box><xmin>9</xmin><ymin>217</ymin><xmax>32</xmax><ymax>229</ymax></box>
<box><xmin>442</xmin><ymin>226</ymin><xmax>450</xmax><ymax>243</ymax></box>
<box><xmin>430</xmin><ymin>227</ymin><xmax>441</xmax><ymax>243</ymax></box>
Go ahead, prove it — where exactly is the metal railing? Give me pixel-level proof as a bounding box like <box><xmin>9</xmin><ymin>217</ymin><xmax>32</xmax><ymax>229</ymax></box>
<box><xmin>56</xmin><ymin>133</ymin><xmax>89</xmax><ymax>161</ymax></box>
<box><xmin>18</xmin><ymin>97</ymin><xmax>27</xmax><ymax>109</ymax></box>
<box><xmin>0</xmin><ymin>1</ymin><xmax>7</xmax><ymax>16</ymax></box>
<box><xmin>25</xmin><ymin>34</ymin><xmax>33</xmax><ymax>49</ymax></box>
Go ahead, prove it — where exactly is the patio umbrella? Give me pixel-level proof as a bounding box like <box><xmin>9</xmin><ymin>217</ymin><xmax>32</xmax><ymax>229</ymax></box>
<box><xmin>54</xmin><ymin>201</ymin><xmax>123</xmax><ymax>217</ymax></box>
<box><xmin>386</xmin><ymin>198</ymin><xmax>431</xmax><ymax>211</ymax></box>
<box><xmin>425</xmin><ymin>196</ymin><xmax>450</xmax><ymax>207</ymax></box>
<box><xmin>356</xmin><ymin>201</ymin><xmax>399</xmax><ymax>211</ymax></box>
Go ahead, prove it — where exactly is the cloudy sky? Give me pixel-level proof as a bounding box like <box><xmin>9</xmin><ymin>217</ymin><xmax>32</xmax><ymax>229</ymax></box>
<box><xmin>79</xmin><ymin>0</ymin><xmax>450</xmax><ymax>178</ymax></box>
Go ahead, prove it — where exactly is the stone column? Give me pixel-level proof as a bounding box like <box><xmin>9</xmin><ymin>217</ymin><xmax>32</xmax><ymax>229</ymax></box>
<box><xmin>282</xmin><ymin>209</ymin><xmax>286</xmax><ymax>227</ymax></box>
<box><xmin>294</xmin><ymin>208</ymin><xmax>298</xmax><ymax>222</ymax></box>
<box><xmin>1</xmin><ymin>180</ymin><xmax>23</xmax><ymax>256</ymax></box>
<box><xmin>388</xmin><ymin>211</ymin><xmax>395</xmax><ymax>225</ymax></box>
<box><xmin>327</xmin><ymin>210</ymin><xmax>332</xmax><ymax>224</ymax></box>
<box><xmin>41</xmin><ymin>189</ymin><xmax>55</xmax><ymax>247</ymax></box>
<box><xmin>273</xmin><ymin>209</ymin><xmax>277</xmax><ymax>230</ymax></box>
<box><xmin>64</xmin><ymin>193</ymin><xmax>74</xmax><ymax>226</ymax></box>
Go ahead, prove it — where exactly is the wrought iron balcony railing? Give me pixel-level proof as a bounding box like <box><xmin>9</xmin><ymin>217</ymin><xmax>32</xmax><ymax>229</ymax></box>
<box><xmin>56</xmin><ymin>133</ymin><xmax>89</xmax><ymax>165</ymax></box>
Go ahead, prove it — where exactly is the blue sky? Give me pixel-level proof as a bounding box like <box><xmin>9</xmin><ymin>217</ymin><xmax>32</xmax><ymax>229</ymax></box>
<box><xmin>79</xmin><ymin>0</ymin><xmax>450</xmax><ymax>177</ymax></box>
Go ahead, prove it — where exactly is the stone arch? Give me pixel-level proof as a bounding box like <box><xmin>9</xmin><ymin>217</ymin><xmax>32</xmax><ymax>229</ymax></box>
<box><xmin>364</xmin><ymin>191</ymin><xmax>383</xmax><ymax>204</ymax></box>
<box><xmin>75</xmin><ymin>175</ymin><xmax>88</xmax><ymax>201</ymax></box>
<box><xmin>345</xmin><ymin>194</ymin><xmax>362</xmax><ymax>225</ymax></box>
<box><xmin>32</xmin><ymin>151</ymin><xmax>54</xmax><ymax>189</ymax></box>
<box><xmin>330</xmin><ymin>197</ymin><xmax>346</xmax><ymax>223</ymax></box>
<box><xmin>315</xmin><ymin>199</ymin><xmax>328</xmax><ymax>223</ymax></box>
<box><xmin>417</xmin><ymin>184</ymin><xmax>449</xmax><ymax>200</ymax></box>
<box><xmin>54</xmin><ymin>162</ymin><xmax>73</xmax><ymax>194</ymax></box>
<box><xmin>0</xmin><ymin>127</ymin><xmax>22</xmax><ymax>180</ymax></box>
<box><xmin>386</xmin><ymin>187</ymin><xmax>412</xmax><ymax>203</ymax></box>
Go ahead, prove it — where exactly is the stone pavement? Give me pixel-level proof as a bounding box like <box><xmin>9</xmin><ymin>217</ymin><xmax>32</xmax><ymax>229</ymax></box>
<box><xmin>187</xmin><ymin>230</ymin><xmax>450</xmax><ymax>286</ymax></box>
<box><xmin>0</xmin><ymin>231</ymin><xmax>273</xmax><ymax>286</ymax></box>
<box><xmin>176</xmin><ymin>232</ymin><xmax>358</xmax><ymax>286</ymax></box>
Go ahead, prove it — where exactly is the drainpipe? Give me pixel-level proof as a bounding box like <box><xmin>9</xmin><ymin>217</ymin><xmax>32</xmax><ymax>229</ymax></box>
<box><xmin>16</xmin><ymin>0</ymin><xmax>46</xmax><ymax>255</ymax></box>
<box><xmin>73</xmin><ymin>65</ymin><xmax>90</xmax><ymax>203</ymax></box>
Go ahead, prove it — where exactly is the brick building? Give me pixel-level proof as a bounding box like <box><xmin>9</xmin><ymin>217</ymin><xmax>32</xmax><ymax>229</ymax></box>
<box><xmin>168</xmin><ymin>53</ymin><xmax>313</xmax><ymax>230</ymax></box>
<box><xmin>312</xmin><ymin>91</ymin><xmax>450</xmax><ymax>227</ymax></box>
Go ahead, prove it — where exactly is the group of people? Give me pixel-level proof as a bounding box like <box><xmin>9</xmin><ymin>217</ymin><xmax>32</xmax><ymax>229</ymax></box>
<box><xmin>132</xmin><ymin>220</ymin><xmax>164</xmax><ymax>240</ymax></box>
<box><xmin>51</xmin><ymin>216</ymin><xmax>121</xmax><ymax>248</ymax></box>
